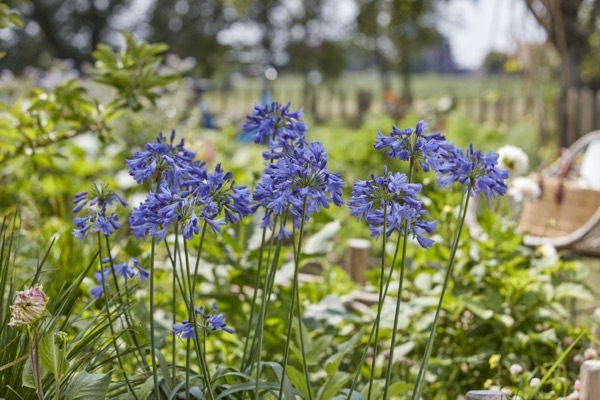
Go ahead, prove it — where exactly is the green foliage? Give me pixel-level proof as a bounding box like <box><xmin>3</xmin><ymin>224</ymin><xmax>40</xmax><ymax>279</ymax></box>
<box><xmin>0</xmin><ymin>4</ymin><xmax>22</xmax><ymax>30</ymax></box>
<box><xmin>92</xmin><ymin>33</ymin><xmax>179</xmax><ymax>111</ymax></box>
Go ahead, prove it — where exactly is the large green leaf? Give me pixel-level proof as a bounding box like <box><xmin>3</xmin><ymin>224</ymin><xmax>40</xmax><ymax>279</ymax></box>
<box><xmin>39</xmin><ymin>332</ymin><xmax>69</xmax><ymax>377</ymax></box>
<box><xmin>324</xmin><ymin>329</ymin><xmax>364</xmax><ymax>375</ymax></box>
<box><xmin>62</xmin><ymin>371</ymin><xmax>112</xmax><ymax>400</ymax></box>
<box><xmin>22</xmin><ymin>357</ymin><xmax>35</xmax><ymax>389</ymax></box>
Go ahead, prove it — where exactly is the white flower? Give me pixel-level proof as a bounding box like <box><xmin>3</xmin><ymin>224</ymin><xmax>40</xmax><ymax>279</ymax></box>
<box><xmin>530</xmin><ymin>377</ymin><xmax>541</xmax><ymax>387</ymax></box>
<box><xmin>498</xmin><ymin>145</ymin><xmax>529</xmax><ymax>176</ymax></box>
<box><xmin>508</xmin><ymin>177</ymin><xmax>541</xmax><ymax>202</ymax></box>
<box><xmin>510</xmin><ymin>363</ymin><xmax>524</xmax><ymax>376</ymax></box>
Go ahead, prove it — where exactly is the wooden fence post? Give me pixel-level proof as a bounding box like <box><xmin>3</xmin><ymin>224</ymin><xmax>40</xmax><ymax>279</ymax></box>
<box><xmin>580</xmin><ymin>360</ymin><xmax>600</xmax><ymax>400</ymax></box>
<box><xmin>346</xmin><ymin>239</ymin><xmax>370</xmax><ymax>285</ymax></box>
<box><xmin>465</xmin><ymin>390</ymin><xmax>507</xmax><ymax>400</ymax></box>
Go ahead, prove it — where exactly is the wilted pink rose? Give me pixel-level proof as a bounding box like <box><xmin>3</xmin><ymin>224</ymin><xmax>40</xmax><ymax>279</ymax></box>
<box><xmin>8</xmin><ymin>285</ymin><xmax>48</xmax><ymax>328</ymax></box>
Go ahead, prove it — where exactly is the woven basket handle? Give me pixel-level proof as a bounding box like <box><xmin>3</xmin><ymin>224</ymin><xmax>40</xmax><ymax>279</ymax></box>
<box><xmin>537</xmin><ymin>147</ymin><xmax>572</xmax><ymax>204</ymax></box>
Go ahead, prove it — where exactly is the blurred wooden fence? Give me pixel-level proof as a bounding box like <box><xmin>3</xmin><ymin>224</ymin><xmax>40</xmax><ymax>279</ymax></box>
<box><xmin>204</xmin><ymin>86</ymin><xmax>600</xmax><ymax>146</ymax></box>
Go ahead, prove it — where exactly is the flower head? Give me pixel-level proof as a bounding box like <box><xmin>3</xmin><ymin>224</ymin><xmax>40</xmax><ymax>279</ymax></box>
<box><xmin>129</xmin><ymin>163</ymin><xmax>253</xmax><ymax>242</ymax></box>
<box><xmin>173</xmin><ymin>321</ymin><xmax>196</xmax><ymax>339</ymax></box>
<box><xmin>72</xmin><ymin>183</ymin><xmax>127</xmax><ymax>241</ymax></box>
<box><xmin>242</xmin><ymin>101</ymin><xmax>307</xmax><ymax>160</ymax></box>
<box><xmin>374</xmin><ymin>120</ymin><xmax>455</xmax><ymax>172</ymax></box>
<box><xmin>436</xmin><ymin>144</ymin><xmax>509</xmax><ymax>198</ymax></box>
<box><xmin>497</xmin><ymin>145</ymin><xmax>529</xmax><ymax>176</ymax></box>
<box><xmin>90</xmin><ymin>258</ymin><xmax>149</xmax><ymax>299</ymax></box>
<box><xmin>126</xmin><ymin>130</ymin><xmax>207</xmax><ymax>190</ymax></box>
<box><xmin>9</xmin><ymin>285</ymin><xmax>48</xmax><ymax>328</ymax></box>
<box><xmin>73</xmin><ymin>183</ymin><xmax>127</xmax><ymax>214</ymax></box>
<box><xmin>348</xmin><ymin>167</ymin><xmax>436</xmax><ymax>247</ymax></box>
<box><xmin>253</xmin><ymin>141</ymin><xmax>345</xmax><ymax>238</ymax></box>
<box><xmin>173</xmin><ymin>302</ymin><xmax>234</xmax><ymax>339</ymax></box>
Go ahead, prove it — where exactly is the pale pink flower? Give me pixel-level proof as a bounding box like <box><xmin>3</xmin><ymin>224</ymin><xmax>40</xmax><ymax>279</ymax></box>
<box><xmin>8</xmin><ymin>285</ymin><xmax>48</xmax><ymax>328</ymax></box>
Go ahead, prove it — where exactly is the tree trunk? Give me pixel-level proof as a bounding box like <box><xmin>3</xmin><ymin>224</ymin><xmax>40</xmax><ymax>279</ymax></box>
<box><xmin>557</xmin><ymin>50</ymin><xmax>582</xmax><ymax>146</ymax></box>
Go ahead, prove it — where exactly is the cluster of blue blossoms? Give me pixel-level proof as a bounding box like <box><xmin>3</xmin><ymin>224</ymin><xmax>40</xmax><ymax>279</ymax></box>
<box><xmin>90</xmin><ymin>258</ymin><xmax>149</xmax><ymax>299</ymax></box>
<box><xmin>173</xmin><ymin>303</ymin><xmax>234</xmax><ymax>339</ymax></box>
<box><xmin>72</xmin><ymin>183</ymin><xmax>128</xmax><ymax>240</ymax></box>
<box><xmin>72</xmin><ymin>101</ymin><xmax>509</xmax><ymax>337</ymax></box>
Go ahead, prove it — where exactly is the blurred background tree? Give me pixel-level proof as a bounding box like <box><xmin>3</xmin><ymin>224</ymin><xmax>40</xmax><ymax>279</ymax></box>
<box><xmin>524</xmin><ymin>0</ymin><xmax>600</xmax><ymax>146</ymax></box>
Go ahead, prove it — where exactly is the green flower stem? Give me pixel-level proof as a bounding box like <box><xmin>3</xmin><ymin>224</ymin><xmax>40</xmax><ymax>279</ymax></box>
<box><xmin>173</xmin><ymin>229</ymin><xmax>178</xmax><ymax>384</ymax></box>
<box><xmin>183</xmin><ymin>237</ymin><xmax>215</xmax><ymax>400</ymax></box>
<box><xmin>253</xmin><ymin>218</ymin><xmax>284</xmax><ymax>400</ymax></box>
<box><xmin>279</xmin><ymin>199</ymin><xmax>313</xmax><ymax>400</ymax></box>
<box><xmin>29</xmin><ymin>326</ymin><xmax>44</xmax><ymax>400</ymax></box>
<box><xmin>96</xmin><ymin>233</ymin><xmax>139</xmax><ymax>400</ymax></box>
<box><xmin>104</xmin><ymin>235</ymin><xmax>148</xmax><ymax>371</ymax></box>
<box><xmin>382</xmin><ymin>222</ymin><xmax>409</xmax><ymax>399</ymax></box>
<box><xmin>149</xmin><ymin>236</ymin><xmax>160</xmax><ymax>399</ymax></box>
<box><xmin>383</xmin><ymin>165</ymin><xmax>415</xmax><ymax>399</ymax></box>
<box><xmin>186</xmin><ymin>339</ymin><xmax>191</xmax><ymax>400</ymax></box>
<box><xmin>191</xmin><ymin>220</ymin><xmax>209</xmax><ymax>297</ymax></box>
<box><xmin>241</xmin><ymin>227</ymin><xmax>268</xmax><ymax>369</ymax></box>
<box><xmin>366</xmin><ymin>203</ymin><xmax>389</xmax><ymax>400</ymax></box>
<box><xmin>411</xmin><ymin>185</ymin><xmax>472</xmax><ymax>400</ymax></box>
<box><xmin>345</xmin><ymin>231</ymin><xmax>403</xmax><ymax>400</ymax></box>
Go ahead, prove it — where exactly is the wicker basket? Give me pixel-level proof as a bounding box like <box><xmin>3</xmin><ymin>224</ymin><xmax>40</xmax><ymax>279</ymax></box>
<box><xmin>519</xmin><ymin>131</ymin><xmax>600</xmax><ymax>245</ymax></box>
<box><xmin>519</xmin><ymin>178</ymin><xmax>600</xmax><ymax>238</ymax></box>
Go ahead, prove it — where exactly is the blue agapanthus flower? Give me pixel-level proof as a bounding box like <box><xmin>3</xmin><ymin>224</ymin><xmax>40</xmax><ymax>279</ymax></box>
<box><xmin>173</xmin><ymin>302</ymin><xmax>234</xmax><ymax>339</ymax></box>
<box><xmin>242</xmin><ymin>101</ymin><xmax>307</xmax><ymax>160</ymax></box>
<box><xmin>90</xmin><ymin>258</ymin><xmax>150</xmax><ymax>299</ymax></box>
<box><xmin>436</xmin><ymin>144</ymin><xmax>509</xmax><ymax>198</ymax></box>
<box><xmin>253</xmin><ymin>141</ymin><xmax>345</xmax><ymax>238</ymax></box>
<box><xmin>126</xmin><ymin>130</ymin><xmax>207</xmax><ymax>190</ymax></box>
<box><xmin>173</xmin><ymin>320</ymin><xmax>196</xmax><ymax>339</ymax></box>
<box><xmin>130</xmin><ymin>163</ymin><xmax>254</xmax><ymax>242</ymax></box>
<box><xmin>374</xmin><ymin>120</ymin><xmax>455</xmax><ymax>172</ymax></box>
<box><xmin>72</xmin><ymin>183</ymin><xmax>127</xmax><ymax>241</ymax></box>
<box><xmin>348</xmin><ymin>167</ymin><xmax>436</xmax><ymax>247</ymax></box>
<box><xmin>73</xmin><ymin>184</ymin><xmax>127</xmax><ymax>214</ymax></box>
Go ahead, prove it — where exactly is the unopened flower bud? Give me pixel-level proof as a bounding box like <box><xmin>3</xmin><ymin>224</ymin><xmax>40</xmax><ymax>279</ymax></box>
<box><xmin>8</xmin><ymin>285</ymin><xmax>48</xmax><ymax>329</ymax></box>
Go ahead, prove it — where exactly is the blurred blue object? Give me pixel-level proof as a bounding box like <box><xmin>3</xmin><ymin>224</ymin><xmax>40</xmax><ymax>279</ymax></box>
<box><xmin>238</xmin><ymin>85</ymin><xmax>272</xmax><ymax>143</ymax></box>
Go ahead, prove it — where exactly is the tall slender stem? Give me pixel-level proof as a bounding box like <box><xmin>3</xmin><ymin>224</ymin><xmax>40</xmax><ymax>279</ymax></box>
<box><xmin>253</xmin><ymin>217</ymin><xmax>283</xmax><ymax>400</ymax></box>
<box><xmin>241</xmin><ymin>227</ymin><xmax>268</xmax><ymax>369</ymax></box>
<box><xmin>97</xmin><ymin>233</ymin><xmax>139</xmax><ymax>399</ymax></box>
<box><xmin>104</xmin><ymin>235</ymin><xmax>148</xmax><ymax>370</ymax></box>
<box><xmin>365</xmin><ymin>203</ymin><xmax>389</xmax><ymax>400</ymax></box>
<box><xmin>278</xmin><ymin>199</ymin><xmax>312</xmax><ymax>400</ymax></box>
<box><xmin>382</xmin><ymin>225</ymin><xmax>409</xmax><ymax>399</ymax></box>
<box><xmin>149</xmin><ymin>236</ymin><xmax>160</xmax><ymax>398</ymax></box>
<box><xmin>411</xmin><ymin>186</ymin><xmax>472</xmax><ymax>400</ymax></box>
<box><xmin>183</xmin><ymin>237</ymin><xmax>215</xmax><ymax>400</ymax></box>
<box><xmin>345</xmin><ymin>229</ymin><xmax>403</xmax><ymax>400</ymax></box>
<box><xmin>382</xmin><ymin>165</ymin><xmax>414</xmax><ymax>399</ymax></box>
<box><xmin>30</xmin><ymin>326</ymin><xmax>44</xmax><ymax>400</ymax></box>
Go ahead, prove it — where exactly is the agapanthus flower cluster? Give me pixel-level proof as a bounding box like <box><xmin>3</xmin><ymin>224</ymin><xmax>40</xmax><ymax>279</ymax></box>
<box><xmin>348</xmin><ymin>168</ymin><xmax>436</xmax><ymax>247</ymax></box>
<box><xmin>8</xmin><ymin>285</ymin><xmax>48</xmax><ymax>329</ymax></box>
<box><xmin>436</xmin><ymin>144</ymin><xmax>509</xmax><ymax>198</ymax></box>
<box><xmin>253</xmin><ymin>141</ymin><xmax>345</xmax><ymax>237</ymax></box>
<box><xmin>374</xmin><ymin>120</ymin><xmax>454</xmax><ymax>172</ymax></box>
<box><xmin>72</xmin><ymin>183</ymin><xmax>128</xmax><ymax>240</ymax></box>
<box><xmin>173</xmin><ymin>302</ymin><xmax>234</xmax><ymax>339</ymax></box>
<box><xmin>90</xmin><ymin>258</ymin><xmax>149</xmax><ymax>299</ymax></box>
<box><xmin>130</xmin><ymin>163</ymin><xmax>254</xmax><ymax>242</ymax></box>
<box><xmin>126</xmin><ymin>130</ymin><xmax>207</xmax><ymax>190</ymax></box>
<box><xmin>242</xmin><ymin>101</ymin><xmax>307</xmax><ymax>160</ymax></box>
